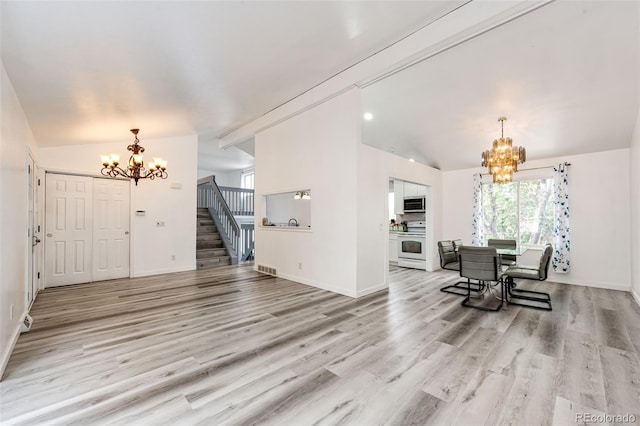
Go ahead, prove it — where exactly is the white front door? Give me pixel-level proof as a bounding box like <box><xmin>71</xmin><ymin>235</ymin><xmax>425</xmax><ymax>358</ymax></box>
<box><xmin>93</xmin><ymin>179</ymin><xmax>130</xmax><ymax>281</ymax></box>
<box><xmin>45</xmin><ymin>174</ymin><xmax>93</xmax><ymax>287</ymax></box>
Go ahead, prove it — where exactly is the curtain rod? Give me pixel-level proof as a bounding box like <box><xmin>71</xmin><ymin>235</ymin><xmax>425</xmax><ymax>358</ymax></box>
<box><xmin>480</xmin><ymin>162</ymin><xmax>571</xmax><ymax>177</ymax></box>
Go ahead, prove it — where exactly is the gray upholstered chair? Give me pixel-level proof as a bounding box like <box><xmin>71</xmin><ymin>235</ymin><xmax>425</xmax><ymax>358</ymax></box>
<box><xmin>437</xmin><ymin>240</ymin><xmax>459</xmax><ymax>271</ymax></box>
<box><xmin>452</xmin><ymin>239</ymin><xmax>463</xmax><ymax>252</ymax></box>
<box><xmin>503</xmin><ymin>244</ymin><xmax>553</xmax><ymax>311</ymax></box>
<box><xmin>487</xmin><ymin>238</ymin><xmax>517</xmax><ymax>266</ymax></box>
<box><xmin>439</xmin><ymin>240</ymin><xmax>481</xmax><ymax>296</ymax></box>
<box><xmin>457</xmin><ymin>246</ymin><xmax>504</xmax><ymax>311</ymax></box>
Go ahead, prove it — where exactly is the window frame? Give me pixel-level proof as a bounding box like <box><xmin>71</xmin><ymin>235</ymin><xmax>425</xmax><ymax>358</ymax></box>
<box><xmin>241</xmin><ymin>168</ymin><xmax>255</xmax><ymax>190</ymax></box>
<box><xmin>480</xmin><ymin>171</ymin><xmax>554</xmax><ymax>247</ymax></box>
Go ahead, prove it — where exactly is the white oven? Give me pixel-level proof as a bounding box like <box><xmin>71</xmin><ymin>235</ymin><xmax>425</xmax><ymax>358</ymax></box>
<box><xmin>398</xmin><ymin>232</ymin><xmax>427</xmax><ymax>270</ymax></box>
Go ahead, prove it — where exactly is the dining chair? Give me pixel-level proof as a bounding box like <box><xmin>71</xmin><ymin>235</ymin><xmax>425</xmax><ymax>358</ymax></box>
<box><xmin>457</xmin><ymin>246</ymin><xmax>504</xmax><ymax>311</ymax></box>
<box><xmin>437</xmin><ymin>240</ymin><xmax>458</xmax><ymax>271</ymax></box>
<box><xmin>487</xmin><ymin>238</ymin><xmax>517</xmax><ymax>266</ymax></box>
<box><xmin>503</xmin><ymin>244</ymin><xmax>553</xmax><ymax>311</ymax></box>
<box><xmin>438</xmin><ymin>240</ymin><xmax>482</xmax><ymax>296</ymax></box>
<box><xmin>452</xmin><ymin>239</ymin><xmax>463</xmax><ymax>252</ymax></box>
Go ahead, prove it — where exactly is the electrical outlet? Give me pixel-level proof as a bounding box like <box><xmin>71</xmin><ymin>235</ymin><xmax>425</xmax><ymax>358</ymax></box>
<box><xmin>298</xmin><ymin>262</ymin><xmax>302</xmax><ymax>270</ymax></box>
<box><xmin>10</xmin><ymin>304</ymin><xmax>13</xmax><ymax>320</ymax></box>
<box><xmin>156</xmin><ymin>221</ymin><xmax>165</xmax><ymax>227</ymax></box>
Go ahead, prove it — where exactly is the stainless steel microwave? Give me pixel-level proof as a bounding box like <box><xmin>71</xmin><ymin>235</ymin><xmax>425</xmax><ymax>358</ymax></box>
<box><xmin>403</xmin><ymin>196</ymin><xmax>426</xmax><ymax>212</ymax></box>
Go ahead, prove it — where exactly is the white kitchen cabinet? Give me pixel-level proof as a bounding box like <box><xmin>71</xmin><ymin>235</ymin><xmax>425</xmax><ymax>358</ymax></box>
<box><xmin>404</xmin><ymin>182</ymin><xmax>418</xmax><ymax>197</ymax></box>
<box><xmin>389</xmin><ymin>233</ymin><xmax>398</xmax><ymax>262</ymax></box>
<box><xmin>403</xmin><ymin>182</ymin><xmax>426</xmax><ymax>197</ymax></box>
<box><xmin>393</xmin><ymin>180</ymin><xmax>404</xmax><ymax>215</ymax></box>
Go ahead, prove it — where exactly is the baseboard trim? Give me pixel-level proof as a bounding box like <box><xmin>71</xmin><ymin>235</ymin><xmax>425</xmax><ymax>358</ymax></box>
<box><xmin>0</xmin><ymin>308</ymin><xmax>28</xmax><ymax>381</ymax></box>
<box><xmin>131</xmin><ymin>265</ymin><xmax>196</xmax><ymax>278</ymax></box>
<box><xmin>632</xmin><ymin>288</ymin><xmax>640</xmax><ymax>308</ymax></box>
<box><xmin>548</xmin><ymin>274</ymin><xmax>631</xmax><ymax>292</ymax></box>
<box><xmin>270</xmin><ymin>271</ymin><xmax>357</xmax><ymax>298</ymax></box>
<box><xmin>356</xmin><ymin>283</ymin><xmax>388</xmax><ymax>298</ymax></box>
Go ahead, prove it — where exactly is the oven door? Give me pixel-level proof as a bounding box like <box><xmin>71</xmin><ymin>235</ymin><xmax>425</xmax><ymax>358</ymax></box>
<box><xmin>398</xmin><ymin>235</ymin><xmax>426</xmax><ymax>260</ymax></box>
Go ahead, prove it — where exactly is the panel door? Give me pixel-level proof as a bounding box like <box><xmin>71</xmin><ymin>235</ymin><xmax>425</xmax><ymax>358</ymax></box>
<box><xmin>45</xmin><ymin>174</ymin><xmax>93</xmax><ymax>287</ymax></box>
<box><xmin>27</xmin><ymin>157</ymin><xmax>35</xmax><ymax>304</ymax></box>
<box><xmin>93</xmin><ymin>179</ymin><xmax>130</xmax><ymax>281</ymax></box>
<box><xmin>28</xmin><ymin>159</ymin><xmax>45</xmax><ymax>304</ymax></box>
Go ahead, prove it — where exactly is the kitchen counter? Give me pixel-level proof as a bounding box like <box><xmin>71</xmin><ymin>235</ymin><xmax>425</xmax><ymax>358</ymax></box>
<box><xmin>260</xmin><ymin>225</ymin><xmax>312</xmax><ymax>233</ymax></box>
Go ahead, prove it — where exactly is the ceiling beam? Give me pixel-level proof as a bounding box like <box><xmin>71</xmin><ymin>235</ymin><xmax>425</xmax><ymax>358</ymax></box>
<box><xmin>219</xmin><ymin>0</ymin><xmax>554</xmax><ymax>149</ymax></box>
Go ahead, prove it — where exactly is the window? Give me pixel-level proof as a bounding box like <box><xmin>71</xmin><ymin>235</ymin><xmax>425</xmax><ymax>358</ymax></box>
<box><xmin>481</xmin><ymin>177</ymin><xmax>554</xmax><ymax>246</ymax></box>
<box><xmin>241</xmin><ymin>170</ymin><xmax>254</xmax><ymax>189</ymax></box>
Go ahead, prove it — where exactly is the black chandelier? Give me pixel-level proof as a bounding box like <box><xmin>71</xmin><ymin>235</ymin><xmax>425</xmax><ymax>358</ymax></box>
<box><xmin>100</xmin><ymin>129</ymin><xmax>168</xmax><ymax>185</ymax></box>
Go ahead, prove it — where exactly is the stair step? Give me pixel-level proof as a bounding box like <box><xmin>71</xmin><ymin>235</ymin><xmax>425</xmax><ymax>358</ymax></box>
<box><xmin>197</xmin><ymin>257</ymin><xmax>231</xmax><ymax>269</ymax></box>
<box><xmin>197</xmin><ymin>219</ymin><xmax>214</xmax><ymax>226</ymax></box>
<box><xmin>197</xmin><ymin>233</ymin><xmax>222</xmax><ymax>241</ymax></box>
<box><xmin>196</xmin><ymin>248</ymin><xmax>227</xmax><ymax>258</ymax></box>
<box><xmin>197</xmin><ymin>225</ymin><xmax>218</xmax><ymax>233</ymax></box>
<box><xmin>197</xmin><ymin>240</ymin><xmax>224</xmax><ymax>249</ymax></box>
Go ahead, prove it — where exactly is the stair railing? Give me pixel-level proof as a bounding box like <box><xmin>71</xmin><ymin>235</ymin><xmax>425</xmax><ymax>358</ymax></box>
<box><xmin>240</xmin><ymin>223</ymin><xmax>255</xmax><ymax>261</ymax></box>
<box><xmin>218</xmin><ymin>186</ymin><xmax>254</xmax><ymax>216</ymax></box>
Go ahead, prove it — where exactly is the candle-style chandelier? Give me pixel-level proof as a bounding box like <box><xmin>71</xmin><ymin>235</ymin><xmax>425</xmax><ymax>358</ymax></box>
<box><xmin>100</xmin><ymin>129</ymin><xmax>168</xmax><ymax>186</ymax></box>
<box><xmin>481</xmin><ymin>117</ymin><xmax>526</xmax><ymax>183</ymax></box>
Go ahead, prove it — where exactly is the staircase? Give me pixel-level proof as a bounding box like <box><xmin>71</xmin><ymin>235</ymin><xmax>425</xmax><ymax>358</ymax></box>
<box><xmin>197</xmin><ymin>176</ymin><xmax>255</xmax><ymax>265</ymax></box>
<box><xmin>196</xmin><ymin>208</ymin><xmax>231</xmax><ymax>269</ymax></box>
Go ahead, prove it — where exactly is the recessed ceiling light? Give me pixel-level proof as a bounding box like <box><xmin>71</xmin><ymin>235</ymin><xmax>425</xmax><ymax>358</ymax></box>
<box><xmin>409</xmin><ymin>158</ymin><xmax>415</xmax><ymax>162</ymax></box>
<box><xmin>363</xmin><ymin>112</ymin><xmax>373</xmax><ymax>121</ymax></box>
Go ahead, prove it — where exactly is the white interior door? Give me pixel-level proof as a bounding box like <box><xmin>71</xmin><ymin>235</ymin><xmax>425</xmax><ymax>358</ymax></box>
<box><xmin>93</xmin><ymin>179</ymin><xmax>130</xmax><ymax>281</ymax></box>
<box><xmin>27</xmin><ymin>156</ymin><xmax>35</xmax><ymax>304</ymax></box>
<box><xmin>27</xmin><ymin>155</ymin><xmax>45</xmax><ymax>303</ymax></box>
<box><xmin>35</xmin><ymin>165</ymin><xmax>45</xmax><ymax>292</ymax></box>
<box><xmin>45</xmin><ymin>174</ymin><xmax>93</xmax><ymax>287</ymax></box>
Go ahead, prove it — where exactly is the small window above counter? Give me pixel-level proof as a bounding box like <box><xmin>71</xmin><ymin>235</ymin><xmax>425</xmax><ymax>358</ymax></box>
<box><xmin>261</xmin><ymin>190</ymin><xmax>311</xmax><ymax>230</ymax></box>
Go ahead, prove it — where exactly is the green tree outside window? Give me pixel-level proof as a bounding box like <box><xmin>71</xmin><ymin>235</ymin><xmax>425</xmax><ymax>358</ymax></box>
<box><xmin>481</xmin><ymin>178</ymin><xmax>553</xmax><ymax>246</ymax></box>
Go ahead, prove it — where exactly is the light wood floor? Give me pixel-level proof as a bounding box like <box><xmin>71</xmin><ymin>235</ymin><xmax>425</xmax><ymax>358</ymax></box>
<box><xmin>1</xmin><ymin>265</ymin><xmax>639</xmax><ymax>425</ymax></box>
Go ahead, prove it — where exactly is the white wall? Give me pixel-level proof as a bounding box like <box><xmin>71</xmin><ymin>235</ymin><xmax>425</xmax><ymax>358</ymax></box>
<box><xmin>630</xmin><ymin>107</ymin><xmax>640</xmax><ymax>304</ymax></box>
<box><xmin>443</xmin><ymin>149</ymin><xmax>631</xmax><ymax>291</ymax></box>
<box><xmin>38</xmin><ymin>134</ymin><xmax>198</xmax><ymax>278</ymax></box>
<box><xmin>197</xmin><ymin>169</ymin><xmax>242</xmax><ymax>187</ymax></box>
<box><xmin>0</xmin><ymin>62</ymin><xmax>38</xmax><ymax>377</ymax></box>
<box><xmin>255</xmin><ymin>90</ymin><xmax>360</xmax><ymax>297</ymax></box>
<box><xmin>356</xmin><ymin>144</ymin><xmax>442</xmax><ymax>295</ymax></box>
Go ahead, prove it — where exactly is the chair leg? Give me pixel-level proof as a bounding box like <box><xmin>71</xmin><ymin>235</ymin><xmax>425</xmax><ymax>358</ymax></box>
<box><xmin>461</xmin><ymin>278</ymin><xmax>503</xmax><ymax>312</ymax></box>
<box><xmin>441</xmin><ymin>278</ymin><xmax>482</xmax><ymax>296</ymax></box>
<box><xmin>505</xmin><ymin>277</ymin><xmax>552</xmax><ymax>311</ymax></box>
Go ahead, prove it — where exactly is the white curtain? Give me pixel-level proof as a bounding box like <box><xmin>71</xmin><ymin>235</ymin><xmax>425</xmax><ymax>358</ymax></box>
<box><xmin>552</xmin><ymin>163</ymin><xmax>571</xmax><ymax>273</ymax></box>
<box><xmin>471</xmin><ymin>173</ymin><xmax>485</xmax><ymax>246</ymax></box>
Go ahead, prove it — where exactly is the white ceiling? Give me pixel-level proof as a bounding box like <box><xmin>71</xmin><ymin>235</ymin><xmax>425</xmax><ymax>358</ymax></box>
<box><xmin>361</xmin><ymin>1</ymin><xmax>640</xmax><ymax>170</ymax></box>
<box><xmin>0</xmin><ymin>0</ymin><xmax>465</xmax><ymax>150</ymax></box>
<box><xmin>197</xmin><ymin>135</ymin><xmax>254</xmax><ymax>173</ymax></box>
<box><xmin>3</xmin><ymin>1</ymin><xmax>638</xmax><ymax>173</ymax></box>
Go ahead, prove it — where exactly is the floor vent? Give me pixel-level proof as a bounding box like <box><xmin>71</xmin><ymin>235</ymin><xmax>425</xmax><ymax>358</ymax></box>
<box><xmin>258</xmin><ymin>265</ymin><xmax>277</xmax><ymax>276</ymax></box>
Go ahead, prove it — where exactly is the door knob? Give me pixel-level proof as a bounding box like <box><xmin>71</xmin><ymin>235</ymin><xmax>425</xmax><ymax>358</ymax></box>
<box><xmin>125</xmin><ymin>231</ymin><xmax>129</xmax><ymax>235</ymax></box>
<box><xmin>32</xmin><ymin>236</ymin><xmax>41</xmax><ymax>246</ymax></box>
<box><xmin>47</xmin><ymin>233</ymin><xmax>53</xmax><ymax>237</ymax></box>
